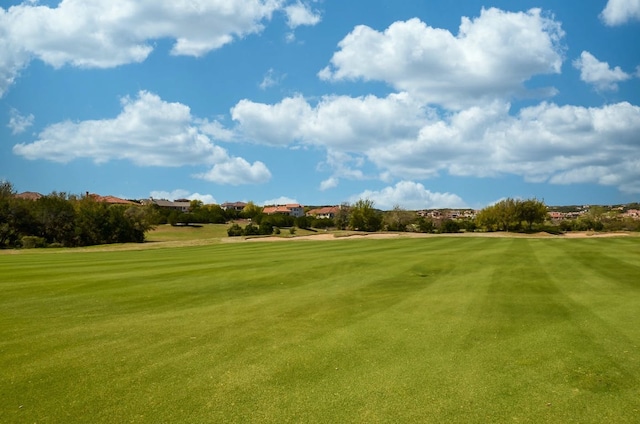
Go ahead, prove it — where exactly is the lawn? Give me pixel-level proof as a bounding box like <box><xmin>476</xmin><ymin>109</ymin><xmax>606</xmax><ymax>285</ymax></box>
<box><xmin>1</xmin><ymin>236</ymin><xmax>639</xmax><ymax>423</ymax></box>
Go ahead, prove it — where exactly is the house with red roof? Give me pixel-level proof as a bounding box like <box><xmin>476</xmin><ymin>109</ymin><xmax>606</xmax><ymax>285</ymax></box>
<box><xmin>306</xmin><ymin>206</ymin><xmax>340</xmax><ymax>219</ymax></box>
<box><xmin>263</xmin><ymin>204</ymin><xmax>304</xmax><ymax>218</ymax></box>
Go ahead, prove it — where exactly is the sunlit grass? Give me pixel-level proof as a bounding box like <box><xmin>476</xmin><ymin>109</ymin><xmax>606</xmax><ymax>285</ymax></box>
<box><xmin>1</xmin><ymin>237</ymin><xmax>639</xmax><ymax>423</ymax></box>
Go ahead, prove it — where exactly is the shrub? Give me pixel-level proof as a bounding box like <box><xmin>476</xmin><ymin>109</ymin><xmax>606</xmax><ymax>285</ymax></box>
<box><xmin>440</xmin><ymin>219</ymin><xmax>461</xmax><ymax>233</ymax></box>
<box><xmin>243</xmin><ymin>224</ymin><xmax>260</xmax><ymax>236</ymax></box>
<box><xmin>21</xmin><ymin>236</ymin><xmax>47</xmax><ymax>249</ymax></box>
<box><xmin>227</xmin><ymin>224</ymin><xmax>243</xmax><ymax>237</ymax></box>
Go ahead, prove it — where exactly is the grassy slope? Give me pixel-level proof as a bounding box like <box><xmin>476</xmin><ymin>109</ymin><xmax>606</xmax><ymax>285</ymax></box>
<box><xmin>1</xmin><ymin>237</ymin><xmax>639</xmax><ymax>423</ymax></box>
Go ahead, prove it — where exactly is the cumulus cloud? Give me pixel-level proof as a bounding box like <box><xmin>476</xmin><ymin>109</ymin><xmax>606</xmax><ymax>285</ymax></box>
<box><xmin>319</xmin><ymin>177</ymin><xmax>339</xmax><ymax>191</ymax></box>
<box><xmin>262</xmin><ymin>196</ymin><xmax>298</xmax><ymax>205</ymax></box>
<box><xmin>370</xmin><ymin>101</ymin><xmax>640</xmax><ymax>192</ymax></box>
<box><xmin>232</xmin><ymin>92</ymin><xmax>428</xmax><ymax>147</ymax></box>
<box><xmin>7</xmin><ymin>108</ymin><xmax>34</xmax><ymax>134</ymax></box>
<box><xmin>0</xmin><ymin>0</ymin><xmax>320</xmax><ymax>96</ymax></box>
<box><xmin>194</xmin><ymin>157</ymin><xmax>271</xmax><ymax>185</ymax></box>
<box><xmin>319</xmin><ymin>8</ymin><xmax>565</xmax><ymax>108</ymax></box>
<box><xmin>149</xmin><ymin>189</ymin><xmax>217</xmax><ymax>204</ymax></box>
<box><xmin>284</xmin><ymin>1</ymin><xmax>321</xmax><ymax>28</ymax></box>
<box><xmin>13</xmin><ymin>91</ymin><xmax>271</xmax><ymax>185</ymax></box>
<box><xmin>230</xmin><ymin>90</ymin><xmax>640</xmax><ymax>193</ymax></box>
<box><xmin>601</xmin><ymin>0</ymin><xmax>640</xmax><ymax>26</ymax></box>
<box><xmin>350</xmin><ymin>181</ymin><xmax>467</xmax><ymax>210</ymax></box>
<box><xmin>573</xmin><ymin>51</ymin><xmax>632</xmax><ymax>91</ymax></box>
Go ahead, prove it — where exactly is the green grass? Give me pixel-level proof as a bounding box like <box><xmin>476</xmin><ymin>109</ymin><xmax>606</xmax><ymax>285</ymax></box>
<box><xmin>145</xmin><ymin>223</ymin><xmax>326</xmax><ymax>244</ymax></box>
<box><xmin>1</xmin><ymin>237</ymin><xmax>639</xmax><ymax>423</ymax></box>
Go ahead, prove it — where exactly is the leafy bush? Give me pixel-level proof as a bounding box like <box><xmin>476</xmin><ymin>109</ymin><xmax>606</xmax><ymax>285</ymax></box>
<box><xmin>440</xmin><ymin>219</ymin><xmax>461</xmax><ymax>233</ymax></box>
<box><xmin>227</xmin><ymin>224</ymin><xmax>243</xmax><ymax>237</ymax></box>
<box><xmin>243</xmin><ymin>224</ymin><xmax>260</xmax><ymax>236</ymax></box>
<box><xmin>21</xmin><ymin>236</ymin><xmax>47</xmax><ymax>248</ymax></box>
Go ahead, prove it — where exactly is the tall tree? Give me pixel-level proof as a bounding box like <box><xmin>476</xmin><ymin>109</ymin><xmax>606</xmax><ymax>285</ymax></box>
<box><xmin>241</xmin><ymin>201</ymin><xmax>263</xmax><ymax>220</ymax></box>
<box><xmin>516</xmin><ymin>199</ymin><xmax>548</xmax><ymax>230</ymax></box>
<box><xmin>349</xmin><ymin>199</ymin><xmax>383</xmax><ymax>232</ymax></box>
<box><xmin>384</xmin><ymin>205</ymin><xmax>414</xmax><ymax>231</ymax></box>
<box><xmin>34</xmin><ymin>193</ymin><xmax>76</xmax><ymax>246</ymax></box>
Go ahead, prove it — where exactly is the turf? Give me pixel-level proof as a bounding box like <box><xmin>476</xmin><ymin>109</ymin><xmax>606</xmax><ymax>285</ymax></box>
<box><xmin>1</xmin><ymin>236</ymin><xmax>639</xmax><ymax>423</ymax></box>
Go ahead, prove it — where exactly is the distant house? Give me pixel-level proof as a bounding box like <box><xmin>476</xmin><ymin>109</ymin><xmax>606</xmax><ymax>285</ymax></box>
<box><xmin>221</xmin><ymin>201</ymin><xmax>247</xmax><ymax>212</ymax></box>
<box><xmin>623</xmin><ymin>209</ymin><xmax>640</xmax><ymax>219</ymax></box>
<box><xmin>306</xmin><ymin>206</ymin><xmax>340</xmax><ymax>219</ymax></box>
<box><xmin>548</xmin><ymin>211</ymin><xmax>565</xmax><ymax>220</ymax></box>
<box><xmin>144</xmin><ymin>198</ymin><xmax>191</xmax><ymax>212</ymax></box>
<box><xmin>15</xmin><ymin>191</ymin><xmax>43</xmax><ymax>201</ymax></box>
<box><xmin>263</xmin><ymin>204</ymin><xmax>305</xmax><ymax>218</ymax></box>
<box><xmin>417</xmin><ymin>210</ymin><xmax>443</xmax><ymax>219</ymax></box>
<box><xmin>86</xmin><ymin>192</ymin><xmax>139</xmax><ymax>206</ymax></box>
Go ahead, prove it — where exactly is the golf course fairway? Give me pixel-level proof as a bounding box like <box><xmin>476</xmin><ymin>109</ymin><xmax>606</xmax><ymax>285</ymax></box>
<box><xmin>1</xmin><ymin>236</ymin><xmax>639</xmax><ymax>423</ymax></box>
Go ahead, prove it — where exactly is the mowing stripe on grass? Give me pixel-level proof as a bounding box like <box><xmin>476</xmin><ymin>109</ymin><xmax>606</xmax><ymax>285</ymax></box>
<box><xmin>1</xmin><ymin>237</ymin><xmax>639</xmax><ymax>423</ymax></box>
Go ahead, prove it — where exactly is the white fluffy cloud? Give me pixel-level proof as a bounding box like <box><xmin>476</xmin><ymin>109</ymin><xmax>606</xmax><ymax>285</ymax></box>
<box><xmin>149</xmin><ymin>189</ymin><xmax>216</xmax><ymax>204</ymax></box>
<box><xmin>601</xmin><ymin>0</ymin><xmax>640</xmax><ymax>26</ymax></box>
<box><xmin>13</xmin><ymin>91</ymin><xmax>271</xmax><ymax>185</ymax></box>
<box><xmin>7</xmin><ymin>108</ymin><xmax>34</xmax><ymax>134</ymax></box>
<box><xmin>573</xmin><ymin>51</ymin><xmax>632</xmax><ymax>91</ymax></box>
<box><xmin>284</xmin><ymin>1</ymin><xmax>321</xmax><ymax>28</ymax></box>
<box><xmin>231</xmin><ymin>91</ymin><xmax>640</xmax><ymax>193</ymax></box>
<box><xmin>351</xmin><ymin>181</ymin><xmax>467</xmax><ymax>210</ymax></box>
<box><xmin>232</xmin><ymin>92</ymin><xmax>427</xmax><ymax>147</ymax></box>
<box><xmin>0</xmin><ymin>0</ymin><xmax>319</xmax><ymax>96</ymax></box>
<box><xmin>262</xmin><ymin>196</ymin><xmax>298</xmax><ymax>205</ymax></box>
<box><xmin>319</xmin><ymin>8</ymin><xmax>565</xmax><ymax>108</ymax></box>
<box><xmin>193</xmin><ymin>157</ymin><xmax>271</xmax><ymax>185</ymax></box>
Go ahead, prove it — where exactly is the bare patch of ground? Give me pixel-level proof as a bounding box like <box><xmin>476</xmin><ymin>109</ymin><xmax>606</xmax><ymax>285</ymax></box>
<box><xmin>238</xmin><ymin>230</ymin><xmax>634</xmax><ymax>243</ymax></box>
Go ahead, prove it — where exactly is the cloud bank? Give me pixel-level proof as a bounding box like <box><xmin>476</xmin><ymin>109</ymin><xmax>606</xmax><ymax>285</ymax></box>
<box><xmin>232</xmin><ymin>95</ymin><xmax>640</xmax><ymax>193</ymax></box>
<box><xmin>0</xmin><ymin>0</ymin><xmax>320</xmax><ymax>96</ymax></box>
<box><xmin>319</xmin><ymin>8</ymin><xmax>565</xmax><ymax>108</ymax></box>
<box><xmin>13</xmin><ymin>91</ymin><xmax>271</xmax><ymax>185</ymax></box>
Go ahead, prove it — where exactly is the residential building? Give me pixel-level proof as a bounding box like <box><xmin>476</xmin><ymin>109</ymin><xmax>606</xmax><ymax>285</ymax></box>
<box><xmin>263</xmin><ymin>204</ymin><xmax>305</xmax><ymax>218</ymax></box>
<box><xmin>86</xmin><ymin>192</ymin><xmax>139</xmax><ymax>205</ymax></box>
<box><xmin>221</xmin><ymin>201</ymin><xmax>247</xmax><ymax>212</ymax></box>
<box><xmin>15</xmin><ymin>191</ymin><xmax>43</xmax><ymax>201</ymax></box>
<box><xmin>306</xmin><ymin>206</ymin><xmax>340</xmax><ymax>219</ymax></box>
<box><xmin>144</xmin><ymin>198</ymin><xmax>191</xmax><ymax>212</ymax></box>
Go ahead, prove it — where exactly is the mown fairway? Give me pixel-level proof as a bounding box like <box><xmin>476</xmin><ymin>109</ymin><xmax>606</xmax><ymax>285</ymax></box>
<box><xmin>1</xmin><ymin>236</ymin><xmax>639</xmax><ymax>423</ymax></box>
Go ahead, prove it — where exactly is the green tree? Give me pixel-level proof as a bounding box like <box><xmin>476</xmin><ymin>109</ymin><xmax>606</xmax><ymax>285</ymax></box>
<box><xmin>495</xmin><ymin>198</ymin><xmax>518</xmax><ymax>232</ymax></box>
<box><xmin>74</xmin><ymin>196</ymin><xmax>111</xmax><ymax>245</ymax></box>
<box><xmin>416</xmin><ymin>216</ymin><xmax>435</xmax><ymax>233</ymax></box>
<box><xmin>295</xmin><ymin>215</ymin><xmax>310</xmax><ymax>229</ymax></box>
<box><xmin>516</xmin><ymin>199</ymin><xmax>548</xmax><ymax>231</ymax></box>
<box><xmin>227</xmin><ymin>223</ymin><xmax>243</xmax><ymax>237</ymax></box>
<box><xmin>476</xmin><ymin>198</ymin><xmax>518</xmax><ymax>232</ymax></box>
<box><xmin>349</xmin><ymin>199</ymin><xmax>383</xmax><ymax>232</ymax></box>
<box><xmin>241</xmin><ymin>201</ymin><xmax>263</xmax><ymax>220</ymax></box>
<box><xmin>384</xmin><ymin>205</ymin><xmax>414</xmax><ymax>231</ymax></box>
<box><xmin>440</xmin><ymin>219</ymin><xmax>461</xmax><ymax>233</ymax></box>
<box><xmin>0</xmin><ymin>181</ymin><xmax>36</xmax><ymax>247</ymax></box>
<box><xmin>189</xmin><ymin>199</ymin><xmax>203</xmax><ymax>212</ymax></box>
<box><xmin>34</xmin><ymin>193</ymin><xmax>76</xmax><ymax>246</ymax></box>
<box><xmin>335</xmin><ymin>203</ymin><xmax>350</xmax><ymax>230</ymax></box>
<box><xmin>475</xmin><ymin>206</ymin><xmax>498</xmax><ymax>231</ymax></box>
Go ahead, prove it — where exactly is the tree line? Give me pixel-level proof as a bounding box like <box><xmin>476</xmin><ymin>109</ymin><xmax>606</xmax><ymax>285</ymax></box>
<box><xmin>3</xmin><ymin>178</ymin><xmax>637</xmax><ymax>248</ymax></box>
<box><xmin>0</xmin><ymin>182</ymin><xmax>156</xmax><ymax>248</ymax></box>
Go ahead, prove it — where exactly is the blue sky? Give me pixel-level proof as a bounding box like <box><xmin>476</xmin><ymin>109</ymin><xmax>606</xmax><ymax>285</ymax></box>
<box><xmin>1</xmin><ymin>0</ymin><xmax>639</xmax><ymax>209</ymax></box>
